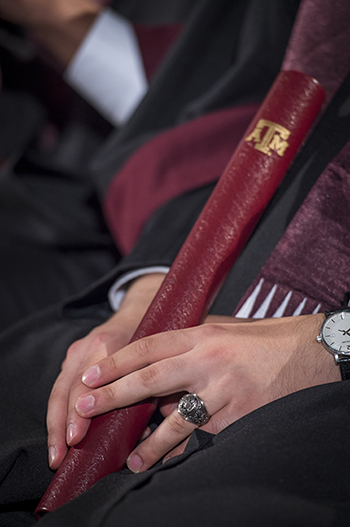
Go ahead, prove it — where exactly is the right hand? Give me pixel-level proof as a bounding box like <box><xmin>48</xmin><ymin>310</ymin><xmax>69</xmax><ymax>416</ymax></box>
<box><xmin>75</xmin><ymin>313</ymin><xmax>339</xmax><ymax>473</ymax></box>
<box><xmin>46</xmin><ymin>272</ymin><xmax>165</xmax><ymax>470</ymax></box>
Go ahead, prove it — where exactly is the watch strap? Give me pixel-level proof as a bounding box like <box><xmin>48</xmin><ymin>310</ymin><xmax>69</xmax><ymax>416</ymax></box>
<box><xmin>343</xmin><ymin>290</ymin><xmax>350</xmax><ymax>309</ymax></box>
<box><xmin>339</xmin><ymin>358</ymin><xmax>350</xmax><ymax>380</ymax></box>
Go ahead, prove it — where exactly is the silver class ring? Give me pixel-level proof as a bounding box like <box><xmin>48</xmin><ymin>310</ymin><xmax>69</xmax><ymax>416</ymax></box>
<box><xmin>177</xmin><ymin>393</ymin><xmax>210</xmax><ymax>426</ymax></box>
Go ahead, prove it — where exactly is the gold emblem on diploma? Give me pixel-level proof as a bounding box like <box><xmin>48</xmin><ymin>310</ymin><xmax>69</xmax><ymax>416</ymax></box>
<box><xmin>245</xmin><ymin>119</ymin><xmax>290</xmax><ymax>157</ymax></box>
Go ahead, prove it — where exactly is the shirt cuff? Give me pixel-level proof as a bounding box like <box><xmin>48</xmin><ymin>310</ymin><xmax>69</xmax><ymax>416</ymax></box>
<box><xmin>64</xmin><ymin>8</ymin><xmax>148</xmax><ymax>126</ymax></box>
<box><xmin>108</xmin><ymin>266</ymin><xmax>169</xmax><ymax>310</ymax></box>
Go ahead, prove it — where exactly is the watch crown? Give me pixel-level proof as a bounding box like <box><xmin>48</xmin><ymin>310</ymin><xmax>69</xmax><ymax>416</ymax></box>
<box><xmin>316</xmin><ymin>335</ymin><xmax>322</xmax><ymax>343</ymax></box>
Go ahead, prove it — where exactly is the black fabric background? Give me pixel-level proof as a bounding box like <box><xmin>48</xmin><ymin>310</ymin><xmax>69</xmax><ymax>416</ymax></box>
<box><xmin>3</xmin><ymin>1</ymin><xmax>350</xmax><ymax>525</ymax></box>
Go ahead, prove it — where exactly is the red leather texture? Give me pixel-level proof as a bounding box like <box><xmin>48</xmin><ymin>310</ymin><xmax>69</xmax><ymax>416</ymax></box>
<box><xmin>36</xmin><ymin>70</ymin><xmax>325</xmax><ymax>517</ymax></box>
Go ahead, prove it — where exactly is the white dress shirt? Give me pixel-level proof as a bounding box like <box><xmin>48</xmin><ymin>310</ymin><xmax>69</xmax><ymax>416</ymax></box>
<box><xmin>64</xmin><ymin>8</ymin><xmax>148</xmax><ymax>126</ymax></box>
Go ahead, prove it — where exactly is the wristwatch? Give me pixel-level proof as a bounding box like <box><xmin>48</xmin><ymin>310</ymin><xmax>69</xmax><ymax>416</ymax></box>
<box><xmin>316</xmin><ymin>308</ymin><xmax>350</xmax><ymax>380</ymax></box>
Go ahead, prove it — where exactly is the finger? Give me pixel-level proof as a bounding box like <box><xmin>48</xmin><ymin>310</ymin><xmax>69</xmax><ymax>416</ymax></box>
<box><xmin>161</xmin><ymin>404</ymin><xmax>238</xmax><ymax>466</ymax></box>
<box><xmin>46</xmin><ymin>370</ymin><xmax>73</xmax><ymax>470</ymax></box>
<box><xmin>126</xmin><ymin>390</ymin><xmax>232</xmax><ymax>473</ymax></box>
<box><xmin>64</xmin><ymin>332</ymin><xmax>121</xmax><ymax>447</ymax></box>
<box><xmin>65</xmin><ymin>381</ymin><xmax>93</xmax><ymax>447</ymax></box>
<box><xmin>48</xmin><ymin>374</ymin><xmax>93</xmax><ymax>466</ymax></box>
<box><xmin>47</xmin><ymin>337</ymin><xmax>100</xmax><ymax>467</ymax></box>
<box><xmin>81</xmin><ymin>329</ymin><xmax>195</xmax><ymax>389</ymax></box>
<box><xmin>126</xmin><ymin>407</ymin><xmax>197</xmax><ymax>472</ymax></box>
<box><xmin>162</xmin><ymin>437</ymin><xmax>190</xmax><ymax>464</ymax></box>
<box><xmin>75</xmin><ymin>354</ymin><xmax>191</xmax><ymax>418</ymax></box>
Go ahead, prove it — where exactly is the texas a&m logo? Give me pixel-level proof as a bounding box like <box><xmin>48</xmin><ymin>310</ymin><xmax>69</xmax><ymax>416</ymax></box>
<box><xmin>245</xmin><ymin>119</ymin><xmax>290</xmax><ymax>157</ymax></box>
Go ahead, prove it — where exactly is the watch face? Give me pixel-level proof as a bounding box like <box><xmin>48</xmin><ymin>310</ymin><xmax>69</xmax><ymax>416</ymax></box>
<box><xmin>322</xmin><ymin>311</ymin><xmax>350</xmax><ymax>354</ymax></box>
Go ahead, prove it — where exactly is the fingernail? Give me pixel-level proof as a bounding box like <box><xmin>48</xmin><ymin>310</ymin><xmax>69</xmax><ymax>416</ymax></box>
<box><xmin>76</xmin><ymin>394</ymin><xmax>95</xmax><ymax>415</ymax></box>
<box><xmin>127</xmin><ymin>453</ymin><xmax>143</xmax><ymax>473</ymax></box>
<box><xmin>48</xmin><ymin>445</ymin><xmax>57</xmax><ymax>467</ymax></box>
<box><xmin>82</xmin><ymin>365</ymin><xmax>100</xmax><ymax>386</ymax></box>
<box><xmin>66</xmin><ymin>423</ymin><xmax>76</xmax><ymax>444</ymax></box>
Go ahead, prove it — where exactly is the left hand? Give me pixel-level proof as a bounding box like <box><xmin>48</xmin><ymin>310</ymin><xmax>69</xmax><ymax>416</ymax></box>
<box><xmin>75</xmin><ymin>314</ymin><xmax>340</xmax><ymax>473</ymax></box>
<box><xmin>46</xmin><ymin>273</ymin><xmax>165</xmax><ymax>470</ymax></box>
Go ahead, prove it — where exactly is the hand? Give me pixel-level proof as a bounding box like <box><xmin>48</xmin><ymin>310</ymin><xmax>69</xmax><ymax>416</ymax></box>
<box><xmin>75</xmin><ymin>314</ymin><xmax>340</xmax><ymax>473</ymax></box>
<box><xmin>46</xmin><ymin>273</ymin><xmax>165</xmax><ymax>470</ymax></box>
<box><xmin>0</xmin><ymin>0</ymin><xmax>102</xmax><ymax>65</ymax></box>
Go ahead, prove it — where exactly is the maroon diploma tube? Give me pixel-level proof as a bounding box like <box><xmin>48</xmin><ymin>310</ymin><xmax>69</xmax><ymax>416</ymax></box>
<box><xmin>36</xmin><ymin>70</ymin><xmax>325</xmax><ymax>517</ymax></box>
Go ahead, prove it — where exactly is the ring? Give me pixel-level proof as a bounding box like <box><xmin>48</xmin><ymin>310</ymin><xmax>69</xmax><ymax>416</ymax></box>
<box><xmin>177</xmin><ymin>393</ymin><xmax>210</xmax><ymax>426</ymax></box>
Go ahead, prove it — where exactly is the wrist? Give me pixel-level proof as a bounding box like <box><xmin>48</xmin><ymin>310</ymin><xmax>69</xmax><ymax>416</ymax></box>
<box><xmin>302</xmin><ymin>313</ymin><xmax>341</xmax><ymax>383</ymax></box>
<box><xmin>119</xmin><ymin>273</ymin><xmax>165</xmax><ymax>318</ymax></box>
<box><xmin>102</xmin><ymin>274</ymin><xmax>165</xmax><ymax>343</ymax></box>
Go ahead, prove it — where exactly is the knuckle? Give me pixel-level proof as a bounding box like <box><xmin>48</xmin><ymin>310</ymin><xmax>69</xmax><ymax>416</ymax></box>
<box><xmin>138</xmin><ymin>437</ymin><xmax>162</xmax><ymax>460</ymax></box>
<box><xmin>192</xmin><ymin>323</ymin><xmax>227</xmax><ymax>350</ymax></box>
<box><xmin>66</xmin><ymin>332</ymin><xmax>111</xmax><ymax>361</ymax></box>
<box><xmin>205</xmin><ymin>344</ymin><xmax>228</xmax><ymax>364</ymax></box>
<box><xmin>46</xmin><ymin>410</ymin><xmax>64</xmax><ymax>439</ymax></box>
<box><xmin>66</xmin><ymin>339</ymin><xmax>83</xmax><ymax>359</ymax></box>
<box><xmin>135</xmin><ymin>336</ymin><xmax>153</xmax><ymax>361</ymax></box>
<box><xmin>209</xmin><ymin>416</ymin><xmax>230</xmax><ymax>435</ymax></box>
<box><xmin>141</xmin><ymin>356</ymin><xmax>182</xmax><ymax>387</ymax></box>
<box><xmin>167</xmin><ymin>412</ymin><xmax>189</xmax><ymax>435</ymax></box>
<box><xmin>108</xmin><ymin>352</ymin><xmax>119</xmax><ymax>374</ymax></box>
<box><xmin>101</xmin><ymin>384</ymin><xmax>117</xmax><ymax>405</ymax></box>
<box><xmin>139</xmin><ymin>364</ymin><xmax>161</xmax><ymax>387</ymax></box>
<box><xmin>46</xmin><ymin>412</ymin><xmax>64</xmax><ymax>436</ymax></box>
<box><xmin>198</xmin><ymin>323</ymin><xmax>215</xmax><ymax>337</ymax></box>
<box><xmin>46</xmin><ymin>409</ymin><xmax>56</xmax><ymax>431</ymax></box>
<box><xmin>164</xmin><ymin>356</ymin><xmax>182</xmax><ymax>376</ymax></box>
<box><xmin>196</xmin><ymin>323</ymin><xmax>220</xmax><ymax>338</ymax></box>
<box><xmin>90</xmin><ymin>332</ymin><xmax>109</xmax><ymax>348</ymax></box>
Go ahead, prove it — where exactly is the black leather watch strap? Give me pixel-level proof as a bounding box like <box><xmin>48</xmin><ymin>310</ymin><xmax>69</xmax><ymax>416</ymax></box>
<box><xmin>339</xmin><ymin>358</ymin><xmax>350</xmax><ymax>380</ymax></box>
<box><xmin>343</xmin><ymin>291</ymin><xmax>350</xmax><ymax>309</ymax></box>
